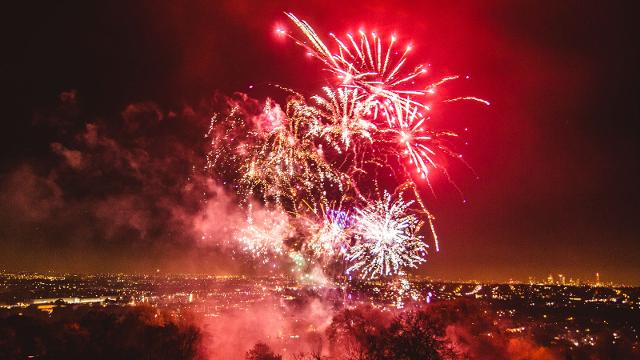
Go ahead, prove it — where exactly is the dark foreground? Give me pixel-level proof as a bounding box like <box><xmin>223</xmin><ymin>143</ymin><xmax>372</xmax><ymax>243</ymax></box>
<box><xmin>1</xmin><ymin>300</ymin><xmax>639</xmax><ymax>359</ymax></box>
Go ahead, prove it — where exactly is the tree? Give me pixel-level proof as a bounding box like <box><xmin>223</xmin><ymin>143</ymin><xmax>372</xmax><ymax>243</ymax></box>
<box><xmin>245</xmin><ymin>342</ymin><xmax>282</xmax><ymax>360</ymax></box>
<box><xmin>326</xmin><ymin>305</ymin><xmax>454</xmax><ymax>359</ymax></box>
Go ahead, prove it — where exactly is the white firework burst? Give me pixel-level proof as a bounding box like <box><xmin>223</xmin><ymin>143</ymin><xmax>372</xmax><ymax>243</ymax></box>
<box><xmin>346</xmin><ymin>192</ymin><xmax>428</xmax><ymax>279</ymax></box>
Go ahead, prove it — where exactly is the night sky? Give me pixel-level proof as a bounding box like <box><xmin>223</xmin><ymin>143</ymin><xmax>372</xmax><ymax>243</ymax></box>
<box><xmin>1</xmin><ymin>1</ymin><xmax>638</xmax><ymax>284</ymax></box>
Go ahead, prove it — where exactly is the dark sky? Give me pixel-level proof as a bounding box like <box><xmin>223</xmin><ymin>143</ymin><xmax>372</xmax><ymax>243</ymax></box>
<box><xmin>1</xmin><ymin>1</ymin><xmax>638</xmax><ymax>284</ymax></box>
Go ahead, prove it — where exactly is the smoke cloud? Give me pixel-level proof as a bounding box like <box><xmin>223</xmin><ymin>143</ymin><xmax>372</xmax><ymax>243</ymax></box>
<box><xmin>0</xmin><ymin>91</ymin><xmax>274</xmax><ymax>273</ymax></box>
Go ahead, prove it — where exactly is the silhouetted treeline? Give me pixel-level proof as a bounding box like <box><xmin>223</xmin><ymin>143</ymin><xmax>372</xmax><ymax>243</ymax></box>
<box><xmin>2</xmin><ymin>299</ymin><xmax>639</xmax><ymax>359</ymax></box>
<box><xmin>325</xmin><ymin>305</ymin><xmax>455</xmax><ymax>359</ymax></box>
<box><xmin>0</xmin><ymin>305</ymin><xmax>202</xmax><ymax>360</ymax></box>
<box><xmin>244</xmin><ymin>299</ymin><xmax>640</xmax><ymax>359</ymax></box>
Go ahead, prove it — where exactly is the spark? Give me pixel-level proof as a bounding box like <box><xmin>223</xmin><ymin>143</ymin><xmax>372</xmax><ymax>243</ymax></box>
<box><xmin>305</xmin><ymin>207</ymin><xmax>353</xmax><ymax>259</ymax></box>
<box><xmin>381</xmin><ymin>99</ymin><xmax>462</xmax><ymax>184</ymax></box>
<box><xmin>312</xmin><ymin>87</ymin><xmax>377</xmax><ymax>152</ymax></box>
<box><xmin>286</xmin><ymin>13</ymin><xmax>428</xmax><ymax>108</ymax></box>
<box><xmin>236</xmin><ymin>206</ymin><xmax>292</xmax><ymax>262</ymax></box>
<box><xmin>443</xmin><ymin>96</ymin><xmax>491</xmax><ymax>106</ymax></box>
<box><xmin>239</xmin><ymin>97</ymin><xmax>344</xmax><ymax>212</ymax></box>
<box><xmin>346</xmin><ymin>192</ymin><xmax>428</xmax><ymax>279</ymax></box>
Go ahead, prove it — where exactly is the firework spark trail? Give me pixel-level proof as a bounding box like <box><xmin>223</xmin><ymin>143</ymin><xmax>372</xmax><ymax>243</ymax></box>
<box><xmin>346</xmin><ymin>192</ymin><xmax>428</xmax><ymax>279</ymax></box>
<box><xmin>443</xmin><ymin>96</ymin><xmax>491</xmax><ymax>106</ymax></box>
<box><xmin>312</xmin><ymin>87</ymin><xmax>377</xmax><ymax>152</ymax></box>
<box><xmin>285</xmin><ymin>13</ymin><xmax>490</xmax><ymax>112</ymax></box>
<box><xmin>238</xmin><ymin>97</ymin><xmax>345</xmax><ymax>212</ymax></box>
<box><xmin>376</xmin><ymin>98</ymin><xmax>473</xmax><ymax>203</ymax></box>
<box><xmin>285</xmin><ymin>13</ymin><xmax>428</xmax><ymax>109</ymax></box>
<box><xmin>382</xmin><ymin>100</ymin><xmax>443</xmax><ymax>180</ymax></box>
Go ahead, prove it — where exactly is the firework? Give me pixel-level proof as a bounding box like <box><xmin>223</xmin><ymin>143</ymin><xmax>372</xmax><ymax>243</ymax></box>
<box><xmin>312</xmin><ymin>87</ymin><xmax>377</xmax><ymax>152</ymax></box>
<box><xmin>203</xmin><ymin>13</ymin><xmax>484</xmax><ymax>289</ymax></box>
<box><xmin>235</xmin><ymin>205</ymin><xmax>293</xmax><ymax>263</ymax></box>
<box><xmin>380</xmin><ymin>99</ymin><xmax>462</xmax><ymax>184</ymax></box>
<box><xmin>346</xmin><ymin>192</ymin><xmax>428</xmax><ymax>279</ymax></box>
<box><xmin>286</xmin><ymin>13</ymin><xmax>427</xmax><ymax>107</ymax></box>
<box><xmin>239</xmin><ymin>97</ymin><xmax>345</xmax><ymax>212</ymax></box>
<box><xmin>283</xmin><ymin>13</ymin><xmax>486</xmax><ymax>195</ymax></box>
<box><xmin>304</xmin><ymin>208</ymin><xmax>352</xmax><ymax>260</ymax></box>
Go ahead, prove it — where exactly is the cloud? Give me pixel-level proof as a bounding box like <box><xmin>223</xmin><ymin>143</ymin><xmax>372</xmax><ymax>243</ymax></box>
<box><xmin>0</xmin><ymin>165</ymin><xmax>63</xmax><ymax>222</ymax></box>
<box><xmin>199</xmin><ymin>296</ymin><xmax>334</xmax><ymax>359</ymax></box>
<box><xmin>50</xmin><ymin>142</ymin><xmax>84</xmax><ymax>169</ymax></box>
<box><xmin>0</xmin><ymin>92</ymin><xmax>254</xmax><ymax>272</ymax></box>
<box><xmin>0</xmin><ymin>91</ymin><xmax>313</xmax><ymax>274</ymax></box>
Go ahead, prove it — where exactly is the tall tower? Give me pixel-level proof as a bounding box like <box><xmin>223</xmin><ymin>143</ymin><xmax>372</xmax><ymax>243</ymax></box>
<box><xmin>596</xmin><ymin>272</ymin><xmax>600</xmax><ymax>286</ymax></box>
